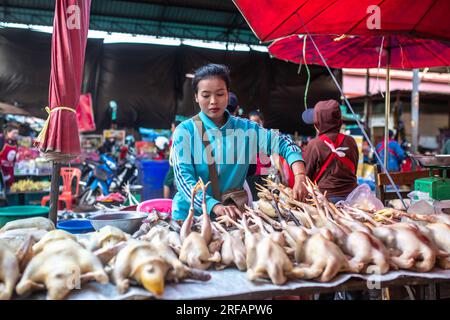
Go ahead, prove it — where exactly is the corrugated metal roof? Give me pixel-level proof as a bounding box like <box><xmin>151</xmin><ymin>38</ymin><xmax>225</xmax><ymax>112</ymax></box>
<box><xmin>0</xmin><ymin>0</ymin><xmax>259</xmax><ymax>44</ymax></box>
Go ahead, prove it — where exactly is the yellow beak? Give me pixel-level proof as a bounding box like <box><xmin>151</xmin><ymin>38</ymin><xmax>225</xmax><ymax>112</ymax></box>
<box><xmin>140</xmin><ymin>271</ymin><xmax>165</xmax><ymax>297</ymax></box>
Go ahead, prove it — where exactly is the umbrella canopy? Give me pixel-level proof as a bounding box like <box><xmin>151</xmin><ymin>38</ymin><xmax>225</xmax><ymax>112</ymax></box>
<box><xmin>35</xmin><ymin>0</ymin><xmax>91</xmax><ymax>162</ymax></box>
<box><xmin>233</xmin><ymin>0</ymin><xmax>450</xmax><ymax>42</ymax></box>
<box><xmin>268</xmin><ymin>34</ymin><xmax>450</xmax><ymax>68</ymax></box>
<box><xmin>0</xmin><ymin>102</ymin><xmax>31</xmax><ymax>117</ymax></box>
<box><xmin>268</xmin><ymin>33</ymin><xmax>450</xmax><ymax>171</ymax></box>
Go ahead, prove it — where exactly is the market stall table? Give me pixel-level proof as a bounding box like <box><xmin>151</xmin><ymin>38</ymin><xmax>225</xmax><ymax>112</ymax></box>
<box><xmin>14</xmin><ymin>173</ymin><xmax>52</xmax><ymax>178</ymax></box>
<box><xmin>17</xmin><ymin>268</ymin><xmax>450</xmax><ymax>300</ymax></box>
<box><xmin>7</xmin><ymin>190</ymin><xmax>50</xmax><ymax>206</ymax></box>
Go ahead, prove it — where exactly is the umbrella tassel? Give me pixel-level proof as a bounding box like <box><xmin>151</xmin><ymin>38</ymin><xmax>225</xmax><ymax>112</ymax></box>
<box><xmin>34</xmin><ymin>106</ymin><xmax>76</xmax><ymax>147</ymax></box>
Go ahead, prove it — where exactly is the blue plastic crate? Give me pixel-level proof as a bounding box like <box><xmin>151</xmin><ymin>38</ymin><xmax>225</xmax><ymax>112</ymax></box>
<box><xmin>138</xmin><ymin>160</ymin><xmax>170</xmax><ymax>200</ymax></box>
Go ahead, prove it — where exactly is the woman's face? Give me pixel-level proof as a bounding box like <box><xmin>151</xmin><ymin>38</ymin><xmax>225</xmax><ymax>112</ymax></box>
<box><xmin>7</xmin><ymin>129</ymin><xmax>19</xmax><ymax>141</ymax></box>
<box><xmin>195</xmin><ymin>77</ymin><xmax>228</xmax><ymax>123</ymax></box>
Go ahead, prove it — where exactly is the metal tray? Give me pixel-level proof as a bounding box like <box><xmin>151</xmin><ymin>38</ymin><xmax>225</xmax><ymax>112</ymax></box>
<box><xmin>89</xmin><ymin>211</ymin><xmax>146</xmax><ymax>234</ymax></box>
<box><xmin>409</xmin><ymin>154</ymin><xmax>450</xmax><ymax>168</ymax></box>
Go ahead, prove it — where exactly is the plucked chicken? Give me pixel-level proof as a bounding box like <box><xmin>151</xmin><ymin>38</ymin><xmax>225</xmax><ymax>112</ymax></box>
<box><xmin>417</xmin><ymin>223</ymin><xmax>450</xmax><ymax>269</ymax></box>
<box><xmin>0</xmin><ymin>228</ymin><xmax>47</xmax><ymax>255</ymax></box>
<box><xmin>0</xmin><ymin>240</ymin><xmax>20</xmax><ymax>300</ymax></box>
<box><xmin>113</xmin><ymin>238</ymin><xmax>210</xmax><ymax>297</ymax></box>
<box><xmin>140</xmin><ymin>225</ymin><xmax>182</xmax><ymax>255</ymax></box>
<box><xmin>85</xmin><ymin>226</ymin><xmax>130</xmax><ymax>251</ymax></box>
<box><xmin>304</xmin><ymin>181</ymin><xmax>391</xmax><ymax>274</ymax></box>
<box><xmin>213</xmin><ymin>222</ymin><xmax>246</xmax><ymax>271</ymax></box>
<box><xmin>372</xmin><ymin>222</ymin><xmax>437</xmax><ymax>272</ymax></box>
<box><xmin>16</xmin><ymin>233</ymin><xmax>108</xmax><ymax>300</ymax></box>
<box><xmin>282</xmin><ymin>222</ymin><xmax>362</xmax><ymax>282</ymax></box>
<box><xmin>0</xmin><ymin>217</ymin><xmax>55</xmax><ymax>233</ymax></box>
<box><xmin>179</xmin><ymin>179</ymin><xmax>221</xmax><ymax>269</ymax></box>
<box><xmin>242</xmin><ymin>215</ymin><xmax>303</xmax><ymax>285</ymax></box>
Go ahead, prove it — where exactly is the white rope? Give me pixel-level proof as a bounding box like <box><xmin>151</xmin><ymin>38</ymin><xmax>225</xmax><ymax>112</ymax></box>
<box><xmin>376</xmin><ymin>36</ymin><xmax>385</xmax><ymax>98</ymax></box>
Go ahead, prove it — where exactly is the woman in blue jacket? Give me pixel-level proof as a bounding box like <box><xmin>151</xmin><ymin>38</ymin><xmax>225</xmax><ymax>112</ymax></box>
<box><xmin>171</xmin><ymin>64</ymin><xmax>306</xmax><ymax>220</ymax></box>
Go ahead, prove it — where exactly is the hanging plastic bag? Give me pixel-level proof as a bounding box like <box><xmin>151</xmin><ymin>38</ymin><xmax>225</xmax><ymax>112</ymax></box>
<box><xmin>338</xmin><ymin>183</ymin><xmax>384</xmax><ymax>211</ymax></box>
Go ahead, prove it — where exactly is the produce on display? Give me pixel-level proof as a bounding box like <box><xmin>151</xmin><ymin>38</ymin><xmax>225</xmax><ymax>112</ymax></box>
<box><xmin>10</xmin><ymin>180</ymin><xmax>51</xmax><ymax>193</ymax></box>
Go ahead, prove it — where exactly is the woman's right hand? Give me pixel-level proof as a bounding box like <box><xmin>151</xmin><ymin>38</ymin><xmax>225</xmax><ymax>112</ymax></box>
<box><xmin>212</xmin><ymin>204</ymin><xmax>242</xmax><ymax>220</ymax></box>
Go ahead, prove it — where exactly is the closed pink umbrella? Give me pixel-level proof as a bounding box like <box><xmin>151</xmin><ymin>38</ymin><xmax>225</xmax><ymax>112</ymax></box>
<box><xmin>35</xmin><ymin>0</ymin><xmax>92</xmax><ymax>223</ymax></box>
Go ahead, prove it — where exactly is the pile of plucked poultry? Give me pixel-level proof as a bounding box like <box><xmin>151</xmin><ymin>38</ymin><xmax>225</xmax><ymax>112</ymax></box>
<box><xmin>1</xmin><ymin>178</ymin><xmax>449</xmax><ymax>300</ymax></box>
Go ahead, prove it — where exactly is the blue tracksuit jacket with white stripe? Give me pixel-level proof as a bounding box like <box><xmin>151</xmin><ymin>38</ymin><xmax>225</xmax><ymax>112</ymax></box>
<box><xmin>170</xmin><ymin>111</ymin><xmax>303</xmax><ymax>220</ymax></box>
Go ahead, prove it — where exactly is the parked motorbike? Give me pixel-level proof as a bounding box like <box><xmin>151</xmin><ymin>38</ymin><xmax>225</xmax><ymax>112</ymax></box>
<box><xmin>110</xmin><ymin>148</ymin><xmax>139</xmax><ymax>191</ymax></box>
<box><xmin>78</xmin><ymin>153</ymin><xmax>117</xmax><ymax>206</ymax></box>
<box><xmin>78</xmin><ymin>148</ymin><xmax>140</xmax><ymax>207</ymax></box>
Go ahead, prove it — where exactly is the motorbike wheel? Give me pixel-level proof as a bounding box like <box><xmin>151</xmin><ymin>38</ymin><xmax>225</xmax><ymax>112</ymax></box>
<box><xmin>79</xmin><ymin>188</ymin><xmax>101</xmax><ymax>207</ymax></box>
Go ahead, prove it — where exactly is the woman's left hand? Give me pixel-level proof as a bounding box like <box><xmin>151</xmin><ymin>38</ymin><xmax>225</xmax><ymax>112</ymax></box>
<box><xmin>291</xmin><ymin>161</ymin><xmax>307</xmax><ymax>201</ymax></box>
<box><xmin>292</xmin><ymin>174</ymin><xmax>307</xmax><ymax>202</ymax></box>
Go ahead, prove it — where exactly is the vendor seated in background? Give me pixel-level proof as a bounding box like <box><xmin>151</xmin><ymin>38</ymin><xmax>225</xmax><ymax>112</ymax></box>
<box><xmin>171</xmin><ymin>63</ymin><xmax>307</xmax><ymax>220</ymax></box>
<box><xmin>302</xmin><ymin>100</ymin><xmax>358</xmax><ymax>204</ymax></box>
<box><xmin>226</xmin><ymin>92</ymin><xmax>241</xmax><ymax>117</ymax></box>
<box><xmin>443</xmin><ymin>138</ymin><xmax>450</xmax><ymax>154</ymax></box>
<box><xmin>246</xmin><ymin>110</ymin><xmax>275</xmax><ymax>200</ymax></box>
<box><xmin>0</xmin><ymin>123</ymin><xmax>19</xmax><ymax>188</ymax></box>
<box><xmin>248</xmin><ymin>110</ymin><xmax>295</xmax><ymax>189</ymax></box>
<box><xmin>375</xmin><ymin>130</ymin><xmax>406</xmax><ymax>172</ymax></box>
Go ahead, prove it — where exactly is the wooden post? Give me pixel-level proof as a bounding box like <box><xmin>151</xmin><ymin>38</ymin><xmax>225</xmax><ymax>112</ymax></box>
<box><xmin>49</xmin><ymin>162</ymin><xmax>61</xmax><ymax>225</ymax></box>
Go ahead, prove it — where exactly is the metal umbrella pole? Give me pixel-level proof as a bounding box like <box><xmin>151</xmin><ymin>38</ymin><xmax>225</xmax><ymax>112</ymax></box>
<box><xmin>49</xmin><ymin>162</ymin><xmax>61</xmax><ymax>225</ymax></box>
<box><xmin>384</xmin><ymin>41</ymin><xmax>392</xmax><ymax>168</ymax></box>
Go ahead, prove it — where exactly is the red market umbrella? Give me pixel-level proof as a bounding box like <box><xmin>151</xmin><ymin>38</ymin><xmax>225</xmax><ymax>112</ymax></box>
<box><xmin>268</xmin><ymin>34</ymin><xmax>450</xmax><ymax>167</ymax></box>
<box><xmin>35</xmin><ymin>0</ymin><xmax>92</xmax><ymax>223</ymax></box>
<box><xmin>269</xmin><ymin>34</ymin><xmax>450</xmax><ymax>68</ymax></box>
<box><xmin>233</xmin><ymin>0</ymin><xmax>450</xmax><ymax>42</ymax></box>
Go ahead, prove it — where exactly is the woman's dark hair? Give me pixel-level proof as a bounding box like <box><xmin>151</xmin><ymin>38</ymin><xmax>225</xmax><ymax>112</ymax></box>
<box><xmin>249</xmin><ymin>110</ymin><xmax>264</xmax><ymax>122</ymax></box>
<box><xmin>192</xmin><ymin>64</ymin><xmax>230</xmax><ymax>93</ymax></box>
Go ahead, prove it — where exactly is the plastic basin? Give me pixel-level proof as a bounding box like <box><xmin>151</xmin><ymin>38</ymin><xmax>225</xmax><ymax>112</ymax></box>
<box><xmin>137</xmin><ymin>198</ymin><xmax>172</xmax><ymax>215</ymax></box>
<box><xmin>0</xmin><ymin>206</ymin><xmax>49</xmax><ymax>228</ymax></box>
<box><xmin>57</xmin><ymin>219</ymin><xmax>95</xmax><ymax>234</ymax></box>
